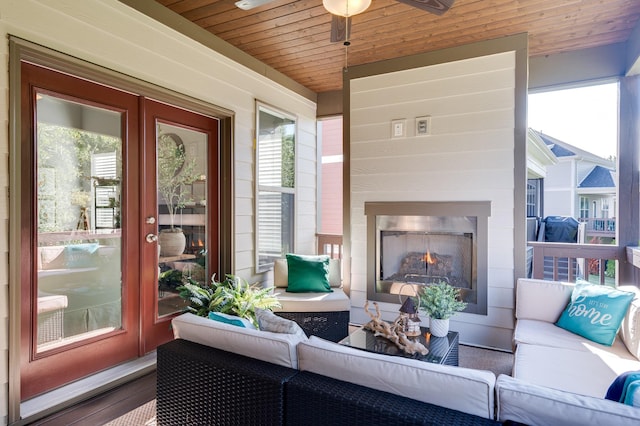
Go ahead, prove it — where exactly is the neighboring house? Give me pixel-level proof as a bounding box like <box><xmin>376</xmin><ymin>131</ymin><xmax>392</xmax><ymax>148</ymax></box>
<box><xmin>532</xmin><ymin>130</ymin><xmax>617</xmax><ymax>242</ymax></box>
<box><xmin>526</xmin><ymin>129</ymin><xmax>558</xmax><ymax>240</ymax></box>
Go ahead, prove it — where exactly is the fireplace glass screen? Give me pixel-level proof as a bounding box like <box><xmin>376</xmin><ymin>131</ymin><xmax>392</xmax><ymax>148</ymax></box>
<box><xmin>375</xmin><ymin>215</ymin><xmax>477</xmax><ymax>306</ymax></box>
<box><xmin>381</xmin><ymin>231</ymin><xmax>473</xmax><ymax>288</ymax></box>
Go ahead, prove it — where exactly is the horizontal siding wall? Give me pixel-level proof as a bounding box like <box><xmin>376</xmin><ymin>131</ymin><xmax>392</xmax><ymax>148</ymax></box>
<box><xmin>349</xmin><ymin>51</ymin><xmax>517</xmax><ymax>350</ymax></box>
<box><xmin>0</xmin><ymin>23</ymin><xmax>8</xmax><ymax>426</ymax></box>
<box><xmin>0</xmin><ymin>0</ymin><xmax>317</xmax><ymax>422</ymax></box>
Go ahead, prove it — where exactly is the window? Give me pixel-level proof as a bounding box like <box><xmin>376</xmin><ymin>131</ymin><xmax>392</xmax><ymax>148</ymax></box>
<box><xmin>526</xmin><ymin>179</ymin><xmax>541</xmax><ymax>218</ymax></box>
<box><xmin>601</xmin><ymin>198</ymin><xmax>609</xmax><ymax>217</ymax></box>
<box><xmin>579</xmin><ymin>196</ymin><xmax>590</xmax><ymax>219</ymax></box>
<box><xmin>255</xmin><ymin>103</ymin><xmax>296</xmax><ymax>272</ymax></box>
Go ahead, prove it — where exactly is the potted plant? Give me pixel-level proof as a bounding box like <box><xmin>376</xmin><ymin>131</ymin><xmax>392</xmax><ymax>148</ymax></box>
<box><xmin>157</xmin><ymin>133</ymin><xmax>200</xmax><ymax>256</ymax></box>
<box><xmin>177</xmin><ymin>274</ymin><xmax>281</xmax><ymax>328</ymax></box>
<box><xmin>416</xmin><ymin>281</ymin><xmax>467</xmax><ymax>337</ymax></box>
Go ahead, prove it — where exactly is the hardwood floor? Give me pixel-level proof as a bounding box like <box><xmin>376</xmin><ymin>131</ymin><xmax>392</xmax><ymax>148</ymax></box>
<box><xmin>28</xmin><ymin>371</ymin><xmax>156</xmax><ymax>426</ymax></box>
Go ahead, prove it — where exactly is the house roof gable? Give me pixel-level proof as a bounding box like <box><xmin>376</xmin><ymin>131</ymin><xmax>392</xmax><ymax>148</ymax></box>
<box><xmin>579</xmin><ymin>165</ymin><xmax>616</xmax><ymax>188</ymax></box>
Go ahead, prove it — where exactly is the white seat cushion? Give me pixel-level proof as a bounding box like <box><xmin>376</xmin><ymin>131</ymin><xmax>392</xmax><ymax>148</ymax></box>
<box><xmin>297</xmin><ymin>336</ymin><xmax>496</xmax><ymax>419</ymax></box>
<box><xmin>496</xmin><ymin>374</ymin><xmax>640</xmax><ymax>426</ymax></box>
<box><xmin>171</xmin><ymin>313</ymin><xmax>307</xmax><ymax>369</ymax></box>
<box><xmin>272</xmin><ymin>288</ymin><xmax>350</xmax><ymax>312</ymax></box>
<box><xmin>37</xmin><ymin>294</ymin><xmax>68</xmax><ymax>313</ymax></box>
<box><xmin>515</xmin><ymin>319</ymin><xmax>633</xmax><ymax>357</ymax></box>
<box><xmin>513</xmin><ymin>342</ymin><xmax>640</xmax><ymax>398</ymax></box>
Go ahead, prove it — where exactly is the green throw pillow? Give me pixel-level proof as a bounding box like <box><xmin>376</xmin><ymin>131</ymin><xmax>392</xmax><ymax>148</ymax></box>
<box><xmin>286</xmin><ymin>253</ymin><xmax>333</xmax><ymax>293</ymax></box>
<box><xmin>555</xmin><ymin>283</ymin><xmax>634</xmax><ymax>346</ymax></box>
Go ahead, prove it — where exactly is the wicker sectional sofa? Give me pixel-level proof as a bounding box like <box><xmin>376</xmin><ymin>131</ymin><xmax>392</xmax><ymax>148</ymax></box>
<box><xmin>157</xmin><ymin>313</ymin><xmax>499</xmax><ymax>425</ymax></box>
<box><xmin>157</xmin><ymin>278</ymin><xmax>640</xmax><ymax>425</ymax></box>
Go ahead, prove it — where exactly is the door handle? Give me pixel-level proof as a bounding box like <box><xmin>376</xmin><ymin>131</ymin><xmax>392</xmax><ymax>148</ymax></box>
<box><xmin>145</xmin><ymin>233</ymin><xmax>158</xmax><ymax>243</ymax></box>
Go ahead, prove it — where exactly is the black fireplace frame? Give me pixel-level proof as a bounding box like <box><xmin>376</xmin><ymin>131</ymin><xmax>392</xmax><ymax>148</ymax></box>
<box><xmin>365</xmin><ymin>201</ymin><xmax>490</xmax><ymax>315</ymax></box>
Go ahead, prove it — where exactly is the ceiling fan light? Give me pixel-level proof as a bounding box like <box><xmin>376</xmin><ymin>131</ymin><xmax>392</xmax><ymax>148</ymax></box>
<box><xmin>235</xmin><ymin>0</ymin><xmax>274</xmax><ymax>10</ymax></box>
<box><xmin>323</xmin><ymin>0</ymin><xmax>372</xmax><ymax>17</ymax></box>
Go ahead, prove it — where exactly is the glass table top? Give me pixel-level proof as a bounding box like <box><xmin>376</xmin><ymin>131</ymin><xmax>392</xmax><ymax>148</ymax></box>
<box><xmin>339</xmin><ymin>326</ymin><xmax>458</xmax><ymax>364</ymax></box>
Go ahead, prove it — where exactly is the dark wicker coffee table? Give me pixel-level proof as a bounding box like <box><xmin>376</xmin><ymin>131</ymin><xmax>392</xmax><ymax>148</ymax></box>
<box><xmin>339</xmin><ymin>326</ymin><xmax>459</xmax><ymax>366</ymax></box>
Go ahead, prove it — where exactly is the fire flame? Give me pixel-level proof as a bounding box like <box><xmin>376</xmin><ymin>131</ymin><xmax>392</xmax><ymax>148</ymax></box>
<box><xmin>190</xmin><ymin>239</ymin><xmax>205</xmax><ymax>248</ymax></box>
<box><xmin>424</xmin><ymin>251</ymin><xmax>434</xmax><ymax>264</ymax></box>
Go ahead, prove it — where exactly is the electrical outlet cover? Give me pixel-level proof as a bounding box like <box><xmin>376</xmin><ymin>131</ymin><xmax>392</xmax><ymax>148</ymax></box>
<box><xmin>391</xmin><ymin>119</ymin><xmax>405</xmax><ymax>138</ymax></box>
<box><xmin>416</xmin><ymin>116</ymin><xmax>431</xmax><ymax>136</ymax></box>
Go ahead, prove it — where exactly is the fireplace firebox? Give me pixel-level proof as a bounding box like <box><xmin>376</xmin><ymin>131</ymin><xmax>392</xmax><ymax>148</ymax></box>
<box><xmin>365</xmin><ymin>202</ymin><xmax>490</xmax><ymax>315</ymax></box>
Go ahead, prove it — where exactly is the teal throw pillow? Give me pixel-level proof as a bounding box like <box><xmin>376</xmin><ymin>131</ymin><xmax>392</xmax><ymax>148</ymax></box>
<box><xmin>65</xmin><ymin>243</ymin><xmax>100</xmax><ymax>268</ymax></box>
<box><xmin>208</xmin><ymin>312</ymin><xmax>255</xmax><ymax>329</ymax></box>
<box><xmin>555</xmin><ymin>283</ymin><xmax>634</xmax><ymax>346</ymax></box>
<box><xmin>286</xmin><ymin>253</ymin><xmax>333</xmax><ymax>293</ymax></box>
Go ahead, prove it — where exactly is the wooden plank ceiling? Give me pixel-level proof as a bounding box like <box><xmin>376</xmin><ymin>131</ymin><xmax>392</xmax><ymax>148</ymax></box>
<box><xmin>155</xmin><ymin>0</ymin><xmax>640</xmax><ymax>94</ymax></box>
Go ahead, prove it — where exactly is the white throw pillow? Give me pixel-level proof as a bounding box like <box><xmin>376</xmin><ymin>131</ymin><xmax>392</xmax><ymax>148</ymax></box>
<box><xmin>618</xmin><ymin>285</ymin><xmax>640</xmax><ymax>360</ymax></box>
<box><xmin>255</xmin><ymin>308</ymin><xmax>307</xmax><ymax>339</ymax></box>
<box><xmin>516</xmin><ymin>278</ymin><xmax>574</xmax><ymax>322</ymax></box>
<box><xmin>172</xmin><ymin>313</ymin><xmax>306</xmax><ymax>369</ymax></box>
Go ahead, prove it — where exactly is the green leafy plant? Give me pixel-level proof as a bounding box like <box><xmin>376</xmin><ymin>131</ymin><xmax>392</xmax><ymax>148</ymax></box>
<box><xmin>159</xmin><ymin>269</ymin><xmax>184</xmax><ymax>290</ymax></box>
<box><xmin>177</xmin><ymin>274</ymin><xmax>281</xmax><ymax>328</ymax></box>
<box><xmin>417</xmin><ymin>281</ymin><xmax>467</xmax><ymax>320</ymax></box>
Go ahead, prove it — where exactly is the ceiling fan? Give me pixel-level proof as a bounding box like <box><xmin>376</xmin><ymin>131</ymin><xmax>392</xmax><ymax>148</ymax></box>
<box><xmin>234</xmin><ymin>0</ymin><xmax>455</xmax><ymax>44</ymax></box>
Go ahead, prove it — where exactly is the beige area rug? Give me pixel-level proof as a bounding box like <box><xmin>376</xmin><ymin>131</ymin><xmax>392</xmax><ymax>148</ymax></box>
<box><xmin>103</xmin><ymin>399</ymin><xmax>156</xmax><ymax>426</ymax></box>
<box><xmin>459</xmin><ymin>344</ymin><xmax>514</xmax><ymax>377</ymax></box>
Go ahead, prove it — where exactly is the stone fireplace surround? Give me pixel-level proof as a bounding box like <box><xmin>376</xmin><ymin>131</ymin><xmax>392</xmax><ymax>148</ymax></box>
<box><xmin>365</xmin><ymin>201</ymin><xmax>490</xmax><ymax>315</ymax></box>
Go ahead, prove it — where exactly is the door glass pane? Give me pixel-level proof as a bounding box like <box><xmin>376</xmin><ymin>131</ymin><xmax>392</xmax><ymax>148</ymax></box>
<box><xmin>36</xmin><ymin>93</ymin><xmax>123</xmax><ymax>352</ymax></box>
<box><xmin>157</xmin><ymin>123</ymin><xmax>208</xmax><ymax>317</ymax></box>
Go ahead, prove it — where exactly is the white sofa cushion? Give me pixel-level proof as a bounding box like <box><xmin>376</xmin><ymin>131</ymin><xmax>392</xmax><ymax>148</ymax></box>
<box><xmin>37</xmin><ymin>293</ymin><xmax>68</xmax><ymax>313</ymax></box>
<box><xmin>618</xmin><ymin>285</ymin><xmax>640</xmax><ymax>360</ymax></box>
<box><xmin>513</xmin><ymin>342</ymin><xmax>640</xmax><ymax>398</ymax></box>
<box><xmin>496</xmin><ymin>374</ymin><xmax>640</xmax><ymax>426</ymax></box>
<box><xmin>515</xmin><ymin>278</ymin><xmax>573</xmax><ymax>322</ymax></box>
<box><xmin>297</xmin><ymin>336</ymin><xmax>496</xmax><ymax>419</ymax></box>
<box><xmin>272</xmin><ymin>287</ymin><xmax>350</xmax><ymax>312</ymax></box>
<box><xmin>171</xmin><ymin>313</ymin><xmax>307</xmax><ymax>369</ymax></box>
<box><xmin>515</xmin><ymin>318</ymin><xmax>633</xmax><ymax>357</ymax></box>
<box><xmin>274</xmin><ymin>258</ymin><xmax>341</xmax><ymax>288</ymax></box>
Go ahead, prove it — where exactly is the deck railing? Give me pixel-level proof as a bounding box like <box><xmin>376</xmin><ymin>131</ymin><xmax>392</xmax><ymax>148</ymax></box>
<box><xmin>577</xmin><ymin>217</ymin><xmax>616</xmax><ymax>239</ymax></box>
<box><xmin>317</xmin><ymin>234</ymin><xmax>343</xmax><ymax>259</ymax></box>
<box><xmin>528</xmin><ymin>241</ymin><xmax>621</xmax><ymax>284</ymax></box>
<box><xmin>317</xmin><ymin>235</ymin><xmax>620</xmax><ymax>284</ymax></box>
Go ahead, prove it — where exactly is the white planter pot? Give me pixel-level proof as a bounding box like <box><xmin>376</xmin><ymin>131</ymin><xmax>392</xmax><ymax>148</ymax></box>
<box><xmin>158</xmin><ymin>230</ymin><xmax>186</xmax><ymax>257</ymax></box>
<box><xmin>430</xmin><ymin>318</ymin><xmax>449</xmax><ymax>337</ymax></box>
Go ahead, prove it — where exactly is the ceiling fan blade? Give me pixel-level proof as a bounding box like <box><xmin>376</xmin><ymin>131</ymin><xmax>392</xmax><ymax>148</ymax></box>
<box><xmin>235</xmin><ymin>0</ymin><xmax>276</xmax><ymax>10</ymax></box>
<box><xmin>395</xmin><ymin>0</ymin><xmax>455</xmax><ymax>16</ymax></box>
<box><xmin>330</xmin><ymin>15</ymin><xmax>350</xmax><ymax>43</ymax></box>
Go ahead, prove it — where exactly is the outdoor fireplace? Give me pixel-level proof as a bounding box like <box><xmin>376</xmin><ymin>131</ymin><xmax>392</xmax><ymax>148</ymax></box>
<box><xmin>365</xmin><ymin>202</ymin><xmax>490</xmax><ymax>315</ymax></box>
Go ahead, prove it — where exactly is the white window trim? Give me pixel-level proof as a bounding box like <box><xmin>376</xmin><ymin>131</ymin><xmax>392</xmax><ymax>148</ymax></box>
<box><xmin>254</xmin><ymin>100</ymin><xmax>297</xmax><ymax>273</ymax></box>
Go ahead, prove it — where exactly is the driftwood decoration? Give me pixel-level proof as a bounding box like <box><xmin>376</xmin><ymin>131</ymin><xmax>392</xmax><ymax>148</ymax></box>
<box><xmin>363</xmin><ymin>301</ymin><xmax>429</xmax><ymax>356</ymax></box>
